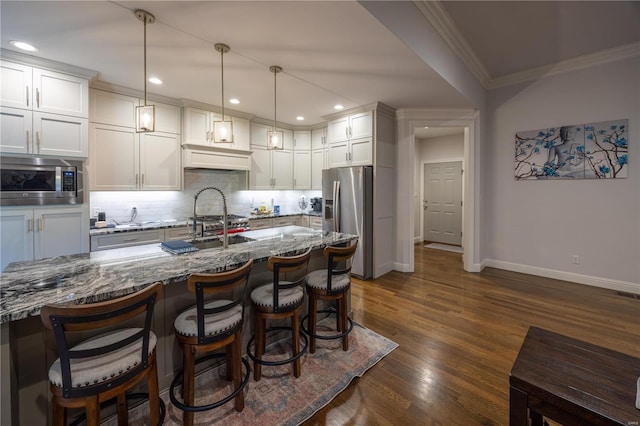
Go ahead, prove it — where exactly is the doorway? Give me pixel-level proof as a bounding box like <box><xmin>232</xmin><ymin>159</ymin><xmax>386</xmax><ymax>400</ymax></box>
<box><xmin>423</xmin><ymin>161</ymin><xmax>462</xmax><ymax>246</ymax></box>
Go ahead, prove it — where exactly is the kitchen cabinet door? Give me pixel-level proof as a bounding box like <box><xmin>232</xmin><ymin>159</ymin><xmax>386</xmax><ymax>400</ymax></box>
<box><xmin>182</xmin><ymin>107</ymin><xmax>211</xmax><ymax>146</ymax></box>
<box><xmin>139</xmin><ymin>132</ymin><xmax>181</xmax><ymax>190</ymax></box>
<box><xmin>0</xmin><ymin>62</ymin><xmax>32</xmax><ymax>110</ymax></box>
<box><xmin>90</xmin><ymin>90</ymin><xmax>138</xmax><ymax>127</ymax></box>
<box><xmin>0</xmin><ymin>107</ymin><xmax>32</xmax><ymax>154</ymax></box>
<box><xmin>248</xmin><ymin>218</ymin><xmax>272</xmax><ymax>230</ymax></box>
<box><xmin>0</xmin><ymin>209</ymin><xmax>33</xmax><ymax>271</ymax></box>
<box><xmin>327</xmin><ymin>116</ymin><xmax>349</xmax><ymax>144</ymax></box>
<box><xmin>154</xmin><ymin>102</ymin><xmax>181</xmax><ymax>134</ymax></box>
<box><xmin>349</xmin><ymin>137</ymin><xmax>373</xmax><ymax>166</ymax></box>
<box><xmin>231</xmin><ymin>116</ymin><xmax>251</xmax><ymax>151</ymax></box>
<box><xmin>271</xmin><ymin>150</ymin><xmax>293</xmax><ymax>189</ymax></box>
<box><xmin>89</xmin><ymin>123</ymin><xmax>139</xmax><ymax>190</ymax></box>
<box><xmin>294</xmin><ymin>130</ymin><xmax>311</xmax><ymax>150</ymax></box>
<box><xmin>249</xmin><ymin>147</ymin><xmax>272</xmax><ymax>190</ymax></box>
<box><xmin>293</xmin><ymin>150</ymin><xmax>311</xmax><ymax>190</ymax></box>
<box><xmin>34</xmin><ymin>112</ymin><xmax>88</xmax><ymax>157</ymax></box>
<box><xmin>349</xmin><ymin>111</ymin><xmax>373</xmax><ymax>140</ymax></box>
<box><xmin>327</xmin><ymin>141</ymin><xmax>349</xmax><ymax>168</ymax></box>
<box><xmin>311</xmin><ymin>127</ymin><xmax>327</xmax><ymax>150</ymax></box>
<box><xmin>311</xmin><ymin>148</ymin><xmax>325</xmax><ymax>190</ymax></box>
<box><xmin>34</xmin><ymin>207</ymin><xmax>88</xmax><ymax>260</ymax></box>
<box><xmin>33</xmin><ymin>68</ymin><xmax>88</xmax><ymax>118</ymax></box>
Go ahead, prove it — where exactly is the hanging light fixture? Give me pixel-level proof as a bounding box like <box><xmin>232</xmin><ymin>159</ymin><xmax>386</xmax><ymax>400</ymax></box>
<box><xmin>134</xmin><ymin>9</ymin><xmax>156</xmax><ymax>133</ymax></box>
<box><xmin>213</xmin><ymin>43</ymin><xmax>233</xmax><ymax>143</ymax></box>
<box><xmin>267</xmin><ymin>65</ymin><xmax>284</xmax><ymax>150</ymax></box>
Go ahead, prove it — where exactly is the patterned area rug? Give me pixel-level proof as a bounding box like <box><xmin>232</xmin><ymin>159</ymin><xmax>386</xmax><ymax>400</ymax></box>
<box><xmin>425</xmin><ymin>243</ymin><xmax>463</xmax><ymax>253</ymax></box>
<box><xmin>120</xmin><ymin>321</ymin><xmax>397</xmax><ymax>425</ymax></box>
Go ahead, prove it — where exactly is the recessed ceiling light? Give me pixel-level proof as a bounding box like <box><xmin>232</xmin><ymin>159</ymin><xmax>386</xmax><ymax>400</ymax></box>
<box><xmin>10</xmin><ymin>40</ymin><xmax>39</xmax><ymax>52</ymax></box>
<box><xmin>296</xmin><ymin>116</ymin><xmax>304</xmax><ymax>121</ymax></box>
<box><xmin>334</xmin><ymin>104</ymin><xmax>344</xmax><ymax>110</ymax></box>
<box><xmin>229</xmin><ymin>98</ymin><xmax>240</xmax><ymax>104</ymax></box>
<box><xmin>148</xmin><ymin>77</ymin><xmax>162</xmax><ymax>85</ymax></box>
<box><xmin>424</xmin><ymin>126</ymin><xmax>429</xmax><ymax>129</ymax></box>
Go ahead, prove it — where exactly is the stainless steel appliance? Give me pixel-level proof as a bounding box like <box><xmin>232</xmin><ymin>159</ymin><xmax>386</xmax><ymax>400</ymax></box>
<box><xmin>322</xmin><ymin>166</ymin><xmax>373</xmax><ymax>279</ymax></box>
<box><xmin>0</xmin><ymin>157</ymin><xmax>83</xmax><ymax>206</ymax></box>
<box><xmin>310</xmin><ymin>197</ymin><xmax>322</xmax><ymax>212</ymax></box>
<box><xmin>191</xmin><ymin>214</ymin><xmax>249</xmax><ymax>238</ymax></box>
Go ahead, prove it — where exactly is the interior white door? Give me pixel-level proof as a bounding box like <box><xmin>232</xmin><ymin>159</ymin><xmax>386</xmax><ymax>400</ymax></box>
<box><xmin>423</xmin><ymin>161</ymin><xmax>462</xmax><ymax>246</ymax></box>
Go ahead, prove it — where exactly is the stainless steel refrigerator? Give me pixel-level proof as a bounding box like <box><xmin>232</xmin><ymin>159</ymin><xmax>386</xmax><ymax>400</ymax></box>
<box><xmin>322</xmin><ymin>166</ymin><xmax>373</xmax><ymax>279</ymax></box>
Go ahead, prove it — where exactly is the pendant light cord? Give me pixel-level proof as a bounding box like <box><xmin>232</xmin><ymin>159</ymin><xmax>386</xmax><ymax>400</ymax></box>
<box><xmin>221</xmin><ymin>48</ymin><xmax>225</xmax><ymax>121</ymax></box>
<box><xmin>143</xmin><ymin>17</ymin><xmax>147</xmax><ymax>107</ymax></box>
<box><xmin>273</xmin><ymin>68</ymin><xmax>277</xmax><ymax>131</ymax></box>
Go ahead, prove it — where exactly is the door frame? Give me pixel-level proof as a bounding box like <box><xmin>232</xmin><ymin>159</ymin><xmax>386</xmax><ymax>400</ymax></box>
<box><xmin>421</xmin><ymin>160</ymin><xmax>463</xmax><ymax>245</ymax></box>
<box><xmin>395</xmin><ymin>108</ymin><xmax>480</xmax><ymax>273</ymax></box>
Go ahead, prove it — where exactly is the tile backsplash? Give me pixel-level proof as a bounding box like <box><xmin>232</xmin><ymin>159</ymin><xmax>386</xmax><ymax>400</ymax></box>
<box><xmin>90</xmin><ymin>169</ymin><xmax>320</xmax><ymax>223</ymax></box>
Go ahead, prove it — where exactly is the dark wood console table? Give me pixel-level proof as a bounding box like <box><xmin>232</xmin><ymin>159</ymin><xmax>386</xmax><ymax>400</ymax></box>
<box><xmin>509</xmin><ymin>326</ymin><xmax>640</xmax><ymax>426</ymax></box>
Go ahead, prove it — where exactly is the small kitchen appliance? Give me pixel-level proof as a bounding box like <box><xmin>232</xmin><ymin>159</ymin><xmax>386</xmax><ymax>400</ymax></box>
<box><xmin>310</xmin><ymin>197</ymin><xmax>322</xmax><ymax>212</ymax></box>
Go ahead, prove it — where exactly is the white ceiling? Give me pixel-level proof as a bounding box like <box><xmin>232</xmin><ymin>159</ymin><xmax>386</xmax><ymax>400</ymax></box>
<box><xmin>2</xmin><ymin>1</ymin><xmax>639</xmax><ymax>128</ymax></box>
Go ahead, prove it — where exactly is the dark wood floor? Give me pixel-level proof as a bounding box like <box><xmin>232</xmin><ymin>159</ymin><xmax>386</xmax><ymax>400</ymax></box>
<box><xmin>304</xmin><ymin>244</ymin><xmax>640</xmax><ymax>425</ymax></box>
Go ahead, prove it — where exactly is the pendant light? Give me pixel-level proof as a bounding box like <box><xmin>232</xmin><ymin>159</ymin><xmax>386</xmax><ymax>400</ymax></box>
<box><xmin>267</xmin><ymin>65</ymin><xmax>284</xmax><ymax>150</ymax></box>
<box><xmin>134</xmin><ymin>9</ymin><xmax>156</xmax><ymax>133</ymax></box>
<box><xmin>213</xmin><ymin>43</ymin><xmax>233</xmax><ymax>143</ymax></box>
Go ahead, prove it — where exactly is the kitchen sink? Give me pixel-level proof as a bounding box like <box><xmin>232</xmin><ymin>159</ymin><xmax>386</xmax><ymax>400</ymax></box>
<box><xmin>190</xmin><ymin>235</ymin><xmax>253</xmax><ymax>250</ymax></box>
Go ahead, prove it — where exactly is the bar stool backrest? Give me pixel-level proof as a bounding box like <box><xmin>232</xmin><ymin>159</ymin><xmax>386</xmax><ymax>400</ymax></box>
<box><xmin>40</xmin><ymin>282</ymin><xmax>163</xmax><ymax>399</ymax></box>
<box><xmin>267</xmin><ymin>249</ymin><xmax>312</xmax><ymax>312</ymax></box>
<box><xmin>324</xmin><ymin>241</ymin><xmax>358</xmax><ymax>295</ymax></box>
<box><xmin>187</xmin><ymin>259</ymin><xmax>253</xmax><ymax>345</ymax></box>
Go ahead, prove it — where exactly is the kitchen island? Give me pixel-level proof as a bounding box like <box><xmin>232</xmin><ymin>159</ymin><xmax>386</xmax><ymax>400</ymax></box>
<box><xmin>0</xmin><ymin>226</ymin><xmax>357</xmax><ymax>425</ymax></box>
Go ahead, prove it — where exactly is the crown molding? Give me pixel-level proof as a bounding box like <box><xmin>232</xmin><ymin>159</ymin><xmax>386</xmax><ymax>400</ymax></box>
<box><xmin>488</xmin><ymin>41</ymin><xmax>640</xmax><ymax>89</ymax></box>
<box><xmin>1</xmin><ymin>48</ymin><xmax>98</xmax><ymax>80</ymax></box>
<box><xmin>413</xmin><ymin>0</ymin><xmax>491</xmax><ymax>89</ymax></box>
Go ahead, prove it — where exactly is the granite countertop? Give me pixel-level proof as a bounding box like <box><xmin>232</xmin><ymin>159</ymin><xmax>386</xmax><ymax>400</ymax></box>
<box><xmin>248</xmin><ymin>211</ymin><xmax>322</xmax><ymax>219</ymax></box>
<box><xmin>0</xmin><ymin>226</ymin><xmax>357</xmax><ymax>324</ymax></box>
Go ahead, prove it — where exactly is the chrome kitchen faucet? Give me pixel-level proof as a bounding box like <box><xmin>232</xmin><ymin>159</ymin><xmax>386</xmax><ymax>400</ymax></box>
<box><xmin>193</xmin><ymin>186</ymin><xmax>228</xmax><ymax>248</ymax></box>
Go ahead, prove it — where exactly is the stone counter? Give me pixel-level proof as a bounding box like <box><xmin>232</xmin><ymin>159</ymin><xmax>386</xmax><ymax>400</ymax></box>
<box><xmin>0</xmin><ymin>226</ymin><xmax>356</xmax><ymax>324</ymax></box>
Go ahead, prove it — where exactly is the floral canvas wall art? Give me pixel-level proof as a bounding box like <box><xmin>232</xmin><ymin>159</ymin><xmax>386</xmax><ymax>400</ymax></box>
<box><xmin>514</xmin><ymin>119</ymin><xmax>628</xmax><ymax>180</ymax></box>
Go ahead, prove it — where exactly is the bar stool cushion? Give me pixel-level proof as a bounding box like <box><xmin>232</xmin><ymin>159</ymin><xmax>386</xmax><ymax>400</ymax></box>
<box><xmin>48</xmin><ymin>328</ymin><xmax>157</xmax><ymax>388</ymax></box>
<box><xmin>306</xmin><ymin>270</ymin><xmax>350</xmax><ymax>291</ymax></box>
<box><xmin>250</xmin><ymin>282</ymin><xmax>303</xmax><ymax>308</ymax></box>
<box><xmin>174</xmin><ymin>300</ymin><xmax>242</xmax><ymax>337</ymax></box>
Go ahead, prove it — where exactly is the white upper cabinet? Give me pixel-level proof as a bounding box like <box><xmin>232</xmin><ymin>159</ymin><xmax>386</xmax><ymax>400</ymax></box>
<box><xmin>1</xmin><ymin>62</ymin><xmax>32</xmax><ymax>109</ymax></box>
<box><xmin>293</xmin><ymin>130</ymin><xmax>311</xmax><ymax>150</ymax></box>
<box><xmin>311</xmin><ymin>127</ymin><xmax>327</xmax><ymax>149</ymax></box>
<box><xmin>326</xmin><ymin>110</ymin><xmax>373</xmax><ymax>168</ymax></box>
<box><xmin>1</xmin><ymin>61</ymin><xmax>89</xmax><ymax>157</ymax></box>
<box><xmin>293</xmin><ymin>150</ymin><xmax>311</xmax><ymax>189</ymax></box>
<box><xmin>250</xmin><ymin>122</ymin><xmax>294</xmax><ymax>150</ymax></box>
<box><xmin>182</xmin><ymin>106</ymin><xmax>249</xmax><ymax>151</ymax></box>
<box><xmin>139</xmin><ymin>132</ymin><xmax>181</xmax><ymax>190</ymax></box>
<box><xmin>33</xmin><ymin>69</ymin><xmax>89</xmax><ymax>117</ymax></box>
<box><xmin>249</xmin><ymin>145</ymin><xmax>293</xmax><ymax>190</ymax></box>
<box><xmin>90</xmin><ymin>89</ymin><xmax>180</xmax><ymax>134</ymax></box>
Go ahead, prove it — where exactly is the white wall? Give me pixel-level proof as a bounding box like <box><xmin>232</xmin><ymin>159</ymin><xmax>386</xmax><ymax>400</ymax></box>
<box><xmin>485</xmin><ymin>57</ymin><xmax>640</xmax><ymax>292</ymax></box>
<box><xmin>414</xmin><ymin>133</ymin><xmax>464</xmax><ymax>240</ymax></box>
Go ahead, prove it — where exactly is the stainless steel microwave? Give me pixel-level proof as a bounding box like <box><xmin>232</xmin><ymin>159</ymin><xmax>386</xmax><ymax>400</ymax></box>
<box><xmin>0</xmin><ymin>157</ymin><xmax>83</xmax><ymax>206</ymax></box>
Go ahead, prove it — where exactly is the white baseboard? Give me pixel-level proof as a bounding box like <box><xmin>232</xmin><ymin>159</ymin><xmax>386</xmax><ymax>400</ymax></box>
<box><xmin>414</xmin><ymin>236</ymin><xmax>422</xmax><ymax>244</ymax></box>
<box><xmin>392</xmin><ymin>262</ymin><xmax>413</xmax><ymax>273</ymax></box>
<box><xmin>375</xmin><ymin>262</ymin><xmax>396</xmax><ymax>278</ymax></box>
<box><xmin>484</xmin><ymin>259</ymin><xmax>640</xmax><ymax>295</ymax></box>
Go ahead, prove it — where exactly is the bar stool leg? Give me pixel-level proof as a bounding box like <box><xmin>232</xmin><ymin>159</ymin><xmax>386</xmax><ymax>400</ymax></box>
<box><xmin>308</xmin><ymin>295</ymin><xmax>318</xmax><ymax>353</ymax></box>
<box><xmin>225</xmin><ymin>342</ymin><xmax>233</xmax><ymax>381</ymax></box>
<box><xmin>52</xmin><ymin>399</ymin><xmax>65</xmax><ymax>426</ymax></box>
<box><xmin>254</xmin><ymin>315</ymin><xmax>265</xmax><ymax>381</ymax></box>
<box><xmin>233</xmin><ymin>330</ymin><xmax>244</xmax><ymax>411</ymax></box>
<box><xmin>182</xmin><ymin>347</ymin><xmax>195</xmax><ymax>426</ymax></box>
<box><xmin>86</xmin><ymin>396</ymin><xmax>100</xmax><ymax>426</ymax></box>
<box><xmin>116</xmin><ymin>393</ymin><xmax>128</xmax><ymax>426</ymax></box>
<box><xmin>340</xmin><ymin>295</ymin><xmax>349</xmax><ymax>351</ymax></box>
<box><xmin>148</xmin><ymin>357</ymin><xmax>161</xmax><ymax>426</ymax></box>
<box><xmin>292</xmin><ymin>308</ymin><xmax>301</xmax><ymax>378</ymax></box>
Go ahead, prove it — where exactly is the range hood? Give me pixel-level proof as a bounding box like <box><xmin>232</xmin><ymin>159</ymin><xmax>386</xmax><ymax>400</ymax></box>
<box><xmin>182</xmin><ymin>144</ymin><xmax>251</xmax><ymax>171</ymax></box>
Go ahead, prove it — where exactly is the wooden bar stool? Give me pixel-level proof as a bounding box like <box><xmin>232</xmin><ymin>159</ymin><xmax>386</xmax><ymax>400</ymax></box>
<box><xmin>40</xmin><ymin>282</ymin><xmax>164</xmax><ymax>426</ymax></box>
<box><xmin>170</xmin><ymin>259</ymin><xmax>253</xmax><ymax>426</ymax></box>
<box><xmin>247</xmin><ymin>249</ymin><xmax>311</xmax><ymax>381</ymax></box>
<box><xmin>302</xmin><ymin>241</ymin><xmax>358</xmax><ymax>353</ymax></box>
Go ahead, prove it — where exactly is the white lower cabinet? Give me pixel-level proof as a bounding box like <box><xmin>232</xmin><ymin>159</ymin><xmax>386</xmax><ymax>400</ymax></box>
<box><xmin>272</xmin><ymin>216</ymin><xmax>294</xmax><ymax>227</ymax></box>
<box><xmin>309</xmin><ymin>216</ymin><xmax>323</xmax><ymax>230</ymax></box>
<box><xmin>0</xmin><ymin>206</ymin><xmax>88</xmax><ymax>271</ymax></box>
<box><xmin>89</xmin><ymin>123</ymin><xmax>181</xmax><ymax>190</ymax></box>
<box><xmin>248</xmin><ymin>218</ymin><xmax>272</xmax><ymax>230</ymax></box>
